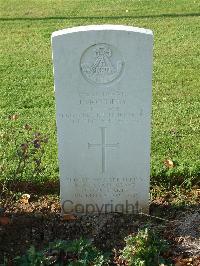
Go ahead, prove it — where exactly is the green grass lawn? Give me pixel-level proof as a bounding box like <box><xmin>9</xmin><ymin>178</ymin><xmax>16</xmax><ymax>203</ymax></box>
<box><xmin>0</xmin><ymin>0</ymin><xmax>200</xmax><ymax>189</ymax></box>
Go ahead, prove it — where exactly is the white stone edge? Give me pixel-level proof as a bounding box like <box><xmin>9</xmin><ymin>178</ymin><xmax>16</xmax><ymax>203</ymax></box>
<box><xmin>51</xmin><ymin>24</ymin><xmax>153</xmax><ymax>38</ymax></box>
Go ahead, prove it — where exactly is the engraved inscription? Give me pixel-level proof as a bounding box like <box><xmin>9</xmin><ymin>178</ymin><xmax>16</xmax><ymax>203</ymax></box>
<box><xmin>58</xmin><ymin>111</ymin><xmax>136</xmax><ymax>124</ymax></box>
<box><xmin>57</xmin><ymin>90</ymin><xmax>141</xmax><ymax>124</ymax></box>
<box><xmin>80</xmin><ymin>43</ymin><xmax>124</xmax><ymax>84</ymax></box>
<box><xmin>66</xmin><ymin>176</ymin><xmax>137</xmax><ymax>198</ymax></box>
<box><xmin>88</xmin><ymin>127</ymin><xmax>119</xmax><ymax>173</ymax></box>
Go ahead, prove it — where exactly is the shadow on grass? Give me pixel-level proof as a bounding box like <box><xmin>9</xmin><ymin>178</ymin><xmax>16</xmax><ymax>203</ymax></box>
<box><xmin>0</xmin><ymin>180</ymin><xmax>59</xmax><ymax>196</ymax></box>
<box><xmin>0</xmin><ymin>12</ymin><xmax>199</xmax><ymax>21</ymax></box>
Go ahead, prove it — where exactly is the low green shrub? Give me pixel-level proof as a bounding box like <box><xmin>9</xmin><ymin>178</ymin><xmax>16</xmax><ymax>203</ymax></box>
<box><xmin>14</xmin><ymin>238</ymin><xmax>109</xmax><ymax>266</ymax></box>
<box><xmin>117</xmin><ymin>228</ymin><xmax>172</xmax><ymax>266</ymax></box>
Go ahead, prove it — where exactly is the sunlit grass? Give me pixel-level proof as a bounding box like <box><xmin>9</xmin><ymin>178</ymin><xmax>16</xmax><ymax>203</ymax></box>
<box><xmin>0</xmin><ymin>0</ymin><xmax>199</xmax><ymax>187</ymax></box>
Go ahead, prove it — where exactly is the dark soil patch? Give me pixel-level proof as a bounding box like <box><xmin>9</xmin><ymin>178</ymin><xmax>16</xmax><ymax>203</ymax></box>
<box><xmin>0</xmin><ymin>188</ymin><xmax>199</xmax><ymax>265</ymax></box>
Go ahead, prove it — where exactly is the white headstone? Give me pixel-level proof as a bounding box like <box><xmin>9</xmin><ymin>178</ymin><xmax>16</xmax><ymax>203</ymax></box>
<box><xmin>51</xmin><ymin>25</ymin><xmax>153</xmax><ymax>214</ymax></box>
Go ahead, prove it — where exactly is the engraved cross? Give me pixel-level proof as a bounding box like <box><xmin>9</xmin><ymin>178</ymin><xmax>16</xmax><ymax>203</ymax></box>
<box><xmin>88</xmin><ymin>127</ymin><xmax>119</xmax><ymax>173</ymax></box>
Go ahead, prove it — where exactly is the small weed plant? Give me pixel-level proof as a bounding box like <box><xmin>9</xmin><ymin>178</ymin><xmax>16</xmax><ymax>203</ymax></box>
<box><xmin>117</xmin><ymin>228</ymin><xmax>172</xmax><ymax>266</ymax></box>
<box><xmin>14</xmin><ymin>238</ymin><xmax>109</xmax><ymax>266</ymax></box>
<box><xmin>0</xmin><ymin>116</ymin><xmax>49</xmax><ymax>194</ymax></box>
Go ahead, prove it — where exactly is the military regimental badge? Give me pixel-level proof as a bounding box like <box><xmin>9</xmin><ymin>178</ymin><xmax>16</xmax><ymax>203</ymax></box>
<box><xmin>80</xmin><ymin>43</ymin><xmax>124</xmax><ymax>85</ymax></box>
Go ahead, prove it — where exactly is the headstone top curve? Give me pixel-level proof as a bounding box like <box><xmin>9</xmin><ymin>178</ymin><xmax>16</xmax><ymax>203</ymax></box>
<box><xmin>51</xmin><ymin>24</ymin><xmax>153</xmax><ymax>38</ymax></box>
